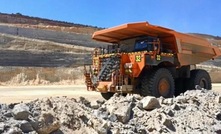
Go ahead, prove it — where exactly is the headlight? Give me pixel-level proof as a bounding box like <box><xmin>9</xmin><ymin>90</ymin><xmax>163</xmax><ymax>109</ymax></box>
<box><xmin>93</xmin><ymin>67</ymin><xmax>98</xmax><ymax>75</ymax></box>
<box><xmin>124</xmin><ymin>63</ymin><xmax>132</xmax><ymax>74</ymax></box>
<box><xmin>124</xmin><ymin>63</ymin><xmax>132</xmax><ymax>69</ymax></box>
<box><xmin>94</xmin><ymin>59</ymin><xmax>99</xmax><ymax>66</ymax></box>
<box><xmin>125</xmin><ymin>68</ymin><xmax>132</xmax><ymax>74</ymax></box>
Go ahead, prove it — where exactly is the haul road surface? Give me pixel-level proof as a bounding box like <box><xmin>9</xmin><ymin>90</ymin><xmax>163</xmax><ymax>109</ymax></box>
<box><xmin>0</xmin><ymin>84</ymin><xmax>220</xmax><ymax>104</ymax></box>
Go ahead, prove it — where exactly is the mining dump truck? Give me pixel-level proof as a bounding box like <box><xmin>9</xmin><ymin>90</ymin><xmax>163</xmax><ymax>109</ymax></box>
<box><xmin>84</xmin><ymin>22</ymin><xmax>221</xmax><ymax>100</ymax></box>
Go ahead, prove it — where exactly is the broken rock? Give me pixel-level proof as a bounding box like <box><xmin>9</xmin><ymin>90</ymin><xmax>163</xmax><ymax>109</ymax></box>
<box><xmin>108</xmin><ymin>114</ymin><xmax>117</xmax><ymax>122</ymax></box>
<box><xmin>12</xmin><ymin>103</ymin><xmax>30</xmax><ymax>120</ymax></box>
<box><xmin>90</xmin><ymin>100</ymin><xmax>100</xmax><ymax>109</ymax></box>
<box><xmin>0</xmin><ymin>123</ymin><xmax>5</xmax><ymax>133</ymax></box>
<box><xmin>162</xmin><ymin>118</ymin><xmax>175</xmax><ymax>131</ymax></box>
<box><xmin>216</xmin><ymin>112</ymin><xmax>221</xmax><ymax>121</ymax></box>
<box><xmin>19</xmin><ymin>120</ymin><xmax>34</xmax><ymax>133</ymax></box>
<box><xmin>98</xmin><ymin>121</ymin><xmax>110</xmax><ymax>134</ymax></box>
<box><xmin>36</xmin><ymin>112</ymin><xmax>60</xmax><ymax>134</ymax></box>
<box><xmin>3</xmin><ymin>111</ymin><xmax>12</xmax><ymax>118</ymax></box>
<box><xmin>93</xmin><ymin>110</ymin><xmax>108</xmax><ymax>120</ymax></box>
<box><xmin>195</xmin><ymin>85</ymin><xmax>202</xmax><ymax>90</ymax></box>
<box><xmin>7</xmin><ymin>127</ymin><xmax>22</xmax><ymax>134</ymax></box>
<box><xmin>216</xmin><ymin>96</ymin><xmax>221</xmax><ymax>103</ymax></box>
<box><xmin>163</xmin><ymin>98</ymin><xmax>174</xmax><ymax>105</ymax></box>
<box><xmin>175</xmin><ymin>96</ymin><xmax>187</xmax><ymax>103</ymax></box>
<box><xmin>165</xmin><ymin>109</ymin><xmax>174</xmax><ymax>117</ymax></box>
<box><xmin>172</xmin><ymin>104</ymin><xmax>180</xmax><ymax>111</ymax></box>
<box><xmin>140</xmin><ymin>96</ymin><xmax>161</xmax><ymax>110</ymax></box>
<box><xmin>114</xmin><ymin>103</ymin><xmax>132</xmax><ymax>123</ymax></box>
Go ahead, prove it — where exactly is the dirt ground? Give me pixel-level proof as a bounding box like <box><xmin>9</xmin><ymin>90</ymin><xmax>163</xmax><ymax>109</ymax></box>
<box><xmin>0</xmin><ymin>85</ymin><xmax>103</xmax><ymax>104</ymax></box>
<box><xmin>0</xmin><ymin>84</ymin><xmax>220</xmax><ymax>104</ymax></box>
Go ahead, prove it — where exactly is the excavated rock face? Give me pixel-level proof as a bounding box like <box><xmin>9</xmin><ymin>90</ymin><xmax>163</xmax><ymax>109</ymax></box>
<box><xmin>0</xmin><ymin>89</ymin><xmax>220</xmax><ymax>133</ymax></box>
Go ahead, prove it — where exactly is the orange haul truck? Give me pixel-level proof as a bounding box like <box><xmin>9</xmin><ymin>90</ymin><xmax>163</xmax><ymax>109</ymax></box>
<box><xmin>84</xmin><ymin>22</ymin><xmax>221</xmax><ymax>100</ymax></box>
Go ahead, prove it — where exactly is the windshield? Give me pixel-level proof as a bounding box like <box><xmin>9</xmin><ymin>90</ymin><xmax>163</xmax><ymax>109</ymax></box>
<box><xmin>118</xmin><ymin>36</ymin><xmax>157</xmax><ymax>52</ymax></box>
<box><xmin>134</xmin><ymin>39</ymin><xmax>153</xmax><ymax>51</ymax></box>
<box><xmin>135</xmin><ymin>40</ymin><xmax>148</xmax><ymax>50</ymax></box>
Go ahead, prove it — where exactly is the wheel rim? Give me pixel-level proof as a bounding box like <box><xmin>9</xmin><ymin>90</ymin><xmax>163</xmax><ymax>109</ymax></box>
<box><xmin>158</xmin><ymin>78</ymin><xmax>170</xmax><ymax>96</ymax></box>
<box><xmin>199</xmin><ymin>78</ymin><xmax>207</xmax><ymax>88</ymax></box>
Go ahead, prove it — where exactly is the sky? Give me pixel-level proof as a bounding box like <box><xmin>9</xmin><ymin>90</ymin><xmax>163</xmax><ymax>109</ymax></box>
<box><xmin>0</xmin><ymin>0</ymin><xmax>221</xmax><ymax>36</ymax></box>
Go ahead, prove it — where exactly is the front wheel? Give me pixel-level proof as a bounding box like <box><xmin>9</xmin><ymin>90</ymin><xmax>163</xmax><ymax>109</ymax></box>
<box><xmin>140</xmin><ymin>68</ymin><xmax>175</xmax><ymax>98</ymax></box>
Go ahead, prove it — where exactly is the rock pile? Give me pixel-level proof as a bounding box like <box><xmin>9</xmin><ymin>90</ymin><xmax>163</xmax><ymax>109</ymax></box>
<box><xmin>0</xmin><ymin>89</ymin><xmax>220</xmax><ymax>134</ymax></box>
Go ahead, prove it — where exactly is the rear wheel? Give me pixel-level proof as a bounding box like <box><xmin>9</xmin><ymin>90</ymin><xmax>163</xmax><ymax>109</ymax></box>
<box><xmin>140</xmin><ymin>68</ymin><xmax>175</xmax><ymax>98</ymax></box>
<box><xmin>101</xmin><ymin>92</ymin><xmax>114</xmax><ymax>100</ymax></box>
<box><xmin>186</xmin><ymin>69</ymin><xmax>211</xmax><ymax>90</ymax></box>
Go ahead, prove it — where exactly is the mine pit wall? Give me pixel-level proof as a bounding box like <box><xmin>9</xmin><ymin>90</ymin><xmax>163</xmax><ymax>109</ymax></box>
<box><xmin>0</xmin><ymin>65</ymin><xmax>220</xmax><ymax>86</ymax></box>
<box><xmin>0</xmin><ymin>24</ymin><xmax>107</xmax><ymax>48</ymax></box>
<box><xmin>0</xmin><ymin>66</ymin><xmax>84</xmax><ymax>86</ymax></box>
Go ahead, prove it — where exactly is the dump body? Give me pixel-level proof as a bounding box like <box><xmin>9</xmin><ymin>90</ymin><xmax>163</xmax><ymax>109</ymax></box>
<box><xmin>92</xmin><ymin>22</ymin><xmax>221</xmax><ymax>66</ymax></box>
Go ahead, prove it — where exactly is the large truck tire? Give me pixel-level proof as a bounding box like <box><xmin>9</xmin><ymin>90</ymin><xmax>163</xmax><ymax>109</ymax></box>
<box><xmin>101</xmin><ymin>92</ymin><xmax>114</xmax><ymax>100</ymax></box>
<box><xmin>186</xmin><ymin>69</ymin><xmax>212</xmax><ymax>90</ymax></box>
<box><xmin>140</xmin><ymin>68</ymin><xmax>175</xmax><ymax>98</ymax></box>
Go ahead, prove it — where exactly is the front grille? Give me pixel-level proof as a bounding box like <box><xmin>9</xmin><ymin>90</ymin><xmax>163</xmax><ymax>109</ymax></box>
<box><xmin>98</xmin><ymin>56</ymin><xmax>120</xmax><ymax>81</ymax></box>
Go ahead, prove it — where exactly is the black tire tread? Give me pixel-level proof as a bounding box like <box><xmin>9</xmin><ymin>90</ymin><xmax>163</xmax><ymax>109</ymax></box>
<box><xmin>140</xmin><ymin>70</ymin><xmax>153</xmax><ymax>96</ymax></box>
<box><xmin>140</xmin><ymin>68</ymin><xmax>175</xmax><ymax>98</ymax></box>
<box><xmin>186</xmin><ymin>69</ymin><xmax>212</xmax><ymax>90</ymax></box>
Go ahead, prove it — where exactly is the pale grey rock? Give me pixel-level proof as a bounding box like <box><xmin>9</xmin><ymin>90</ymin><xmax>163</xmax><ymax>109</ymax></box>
<box><xmin>108</xmin><ymin>114</ymin><xmax>117</xmax><ymax>122</ymax></box>
<box><xmin>195</xmin><ymin>85</ymin><xmax>202</xmax><ymax>90</ymax></box>
<box><xmin>111</xmin><ymin>128</ymin><xmax>120</xmax><ymax>134</ymax></box>
<box><xmin>163</xmin><ymin>98</ymin><xmax>174</xmax><ymax>105</ymax></box>
<box><xmin>12</xmin><ymin>103</ymin><xmax>30</xmax><ymax>120</ymax></box>
<box><xmin>175</xmin><ymin>96</ymin><xmax>187</xmax><ymax>103</ymax></box>
<box><xmin>114</xmin><ymin>103</ymin><xmax>132</xmax><ymax>123</ymax></box>
<box><xmin>93</xmin><ymin>110</ymin><xmax>108</xmax><ymax>120</ymax></box>
<box><xmin>90</xmin><ymin>100</ymin><xmax>99</xmax><ymax>109</ymax></box>
<box><xmin>0</xmin><ymin>122</ymin><xmax>5</xmax><ymax>133</ymax></box>
<box><xmin>216</xmin><ymin>96</ymin><xmax>221</xmax><ymax>103</ymax></box>
<box><xmin>140</xmin><ymin>96</ymin><xmax>161</xmax><ymax>110</ymax></box>
<box><xmin>97</xmin><ymin>121</ymin><xmax>109</xmax><ymax>134</ymax></box>
<box><xmin>7</xmin><ymin>127</ymin><xmax>22</xmax><ymax>134</ymax></box>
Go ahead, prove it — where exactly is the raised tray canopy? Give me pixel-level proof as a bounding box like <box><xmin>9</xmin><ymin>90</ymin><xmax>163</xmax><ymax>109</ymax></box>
<box><xmin>92</xmin><ymin>22</ymin><xmax>221</xmax><ymax>66</ymax></box>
